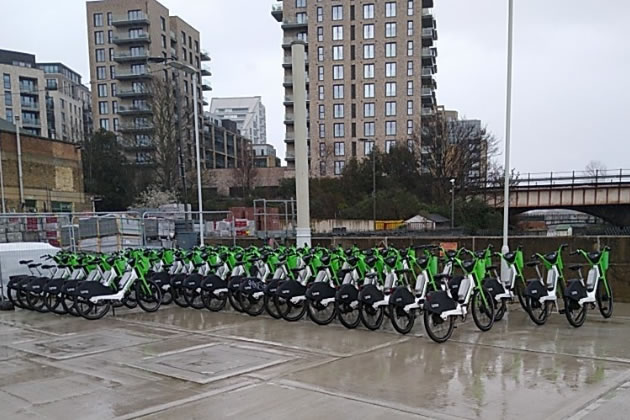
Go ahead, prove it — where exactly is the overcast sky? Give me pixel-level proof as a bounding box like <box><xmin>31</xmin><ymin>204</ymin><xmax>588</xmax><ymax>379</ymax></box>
<box><xmin>1</xmin><ymin>0</ymin><xmax>628</xmax><ymax>175</ymax></box>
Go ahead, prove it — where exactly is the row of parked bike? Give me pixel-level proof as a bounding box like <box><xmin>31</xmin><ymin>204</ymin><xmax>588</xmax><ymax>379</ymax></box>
<box><xmin>5</xmin><ymin>242</ymin><xmax>613</xmax><ymax>343</ymax></box>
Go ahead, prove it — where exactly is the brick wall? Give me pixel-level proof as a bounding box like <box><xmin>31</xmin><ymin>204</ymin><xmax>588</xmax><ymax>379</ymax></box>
<box><xmin>204</xmin><ymin>167</ymin><xmax>292</xmax><ymax>195</ymax></box>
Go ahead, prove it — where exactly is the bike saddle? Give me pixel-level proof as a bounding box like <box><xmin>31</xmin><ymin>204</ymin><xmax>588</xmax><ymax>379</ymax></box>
<box><xmin>568</xmin><ymin>264</ymin><xmax>583</xmax><ymax>271</ymax></box>
<box><xmin>446</xmin><ymin>250</ymin><xmax>457</xmax><ymax>259</ymax></box>
<box><xmin>475</xmin><ymin>251</ymin><xmax>485</xmax><ymax>259</ymax></box>
<box><xmin>462</xmin><ymin>261</ymin><xmax>475</xmax><ymax>272</ymax></box>
<box><xmin>41</xmin><ymin>265</ymin><xmax>55</xmax><ymax>270</ymax></box>
<box><xmin>365</xmin><ymin>256</ymin><xmax>377</xmax><ymax>266</ymax></box>
<box><xmin>486</xmin><ymin>265</ymin><xmax>498</xmax><ymax>271</ymax></box>
<box><xmin>504</xmin><ymin>252</ymin><xmax>516</xmax><ymax>263</ymax></box>
<box><xmin>588</xmin><ymin>252</ymin><xmax>601</xmax><ymax>263</ymax></box>
<box><xmin>526</xmin><ymin>261</ymin><xmax>540</xmax><ymax>267</ymax></box>
<box><xmin>545</xmin><ymin>252</ymin><xmax>558</xmax><ymax>263</ymax></box>
<box><xmin>28</xmin><ymin>263</ymin><xmax>42</xmax><ymax>269</ymax></box>
<box><xmin>20</xmin><ymin>260</ymin><xmax>33</xmax><ymax>265</ymax></box>
<box><xmin>400</xmin><ymin>249</ymin><xmax>408</xmax><ymax>257</ymax></box>
<box><xmin>385</xmin><ymin>257</ymin><xmax>397</xmax><ymax>267</ymax></box>
<box><xmin>347</xmin><ymin>256</ymin><xmax>358</xmax><ymax>265</ymax></box>
<box><xmin>417</xmin><ymin>257</ymin><xmax>428</xmax><ymax>267</ymax></box>
<box><xmin>396</xmin><ymin>268</ymin><xmax>411</xmax><ymax>275</ymax></box>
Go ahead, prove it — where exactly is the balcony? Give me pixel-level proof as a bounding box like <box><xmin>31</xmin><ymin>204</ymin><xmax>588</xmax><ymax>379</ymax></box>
<box><xmin>422</xmin><ymin>28</ymin><xmax>438</xmax><ymax>47</ymax></box>
<box><xmin>282</xmin><ymin>18</ymin><xmax>308</xmax><ymax>30</ymax></box>
<box><xmin>170</xmin><ymin>31</ymin><xmax>177</xmax><ymax>43</ymax></box>
<box><xmin>284</xmin><ymin>114</ymin><xmax>294</xmax><ymax>125</ymax></box>
<box><xmin>201</xmin><ymin>65</ymin><xmax>212</xmax><ymax>76</ymax></box>
<box><xmin>421</xmin><ymin>66</ymin><xmax>434</xmax><ymax>77</ymax></box>
<box><xmin>120</xmin><ymin>123</ymin><xmax>153</xmax><ymax>133</ymax></box>
<box><xmin>118</xmin><ymin>105</ymin><xmax>152</xmax><ymax>116</ymax></box>
<box><xmin>286</xmin><ymin>152</ymin><xmax>295</xmax><ymax>161</ymax></box>
<box><xmin>112</xmin><ymin>34</ymin><xmax>150</xmax><ymax>45</ymax></box>
<box><xmin>200</xmin><ymin>50</ymin><xmax>211</xmax><ymax>61</ymax></box>
<box><xmin>115</xmin><ymin>71</ymin><xmax>152</xmax><ymax>80</ymax></box>
<box><xmin>283</xmin><ymin>95</ymin><xmax>309</xmax><ymax>105</ymax></box>
<box><xmin>201</xmin><ymin>83</ymin><xmax>212</xmax><ymax>91</ymax></box>
<box><xmin>111</xmin><ymin>13</ymin><xmax>150</xmax><ymax>26</ymax></box>
<box><xmin>20</xmin><ymin>102</ymin><xmax>39</xmax><ymax>111</ymax></box>
<box><xmin>19</xmin><ymin>84</ymin><xmax>38</xmax><ymax>95</ymax></box>
<box><xmin>113</xmin><ymin>52</ymin><xmax>149</xmax><ymax>63</ymax></box>
<box><xmin>422</xmin><ymin>9</ymin><xmax>435</xmax><ymax>28</ymax></box>
<box><xmin>271</xmin><ymin>3</ymin><xmax>283</xmax><ymax>22</ymax></box>
<box><xmin>421</xmin><ymin>108</ymin><xmax>435</xmax><ymax>116</ymax></box>
<box><xmin>282</xmin><ymin>55</ymin><xmax>309</xmax><ymax>69</ymax></box>
<box><xmin>283</xmin><ymin>37</ymin><xmax>308</xmax><ymax>49</ymax></box>
<box><xmin>21</xmin><ymin>118</ymin><xmax>41</xmax><ymax>127</ymax></box>
<box><xmin>423</xmin><ymin>0</ymin><xmax>434</xmax><ymax>8</ymax></box>
<box><xmin>116</xmin><ymin>88</ymin><xmax>151</xmax><ymax>98</ymax></box>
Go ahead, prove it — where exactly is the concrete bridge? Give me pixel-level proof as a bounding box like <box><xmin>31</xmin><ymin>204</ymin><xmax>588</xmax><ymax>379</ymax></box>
<box><xmin>480</xmin><ymin>169</ymin><xmax>630</xmax><ymax>226</ymax></box>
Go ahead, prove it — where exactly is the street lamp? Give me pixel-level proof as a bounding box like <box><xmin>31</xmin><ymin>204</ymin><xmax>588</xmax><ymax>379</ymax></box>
<box><xmin>502</xmin><ymin>0</ymin><xmax>515</xmax><ymax>277</ymax></box>
<box><xmin>450</xmin><ymin>178</ymin><xmax>456</xmax><ymax>229</ymax></box>
<box><xmin>149</xmin><ymin>57</ymin><xmax>205</xmax><ymax>245</ymax></box>
<box><xmin>359</xmin><ymin>138</ymin><xmax>376</xmax><ymax>231</ymax></box>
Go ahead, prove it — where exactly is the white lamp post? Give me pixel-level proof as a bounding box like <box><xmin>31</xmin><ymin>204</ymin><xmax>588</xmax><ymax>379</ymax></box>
<box><xmin>502</xmin><ymin>0</ymin><xmax>515</xmax><ymax>276</ymax></box>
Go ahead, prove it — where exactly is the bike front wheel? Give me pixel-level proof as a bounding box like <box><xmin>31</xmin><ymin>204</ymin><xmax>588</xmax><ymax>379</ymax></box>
<box><xmin>564</xmin><ymin>298</ymin><xmax>587</xmax><ymax>328</ymax></box>
<box><xmin>136</xmin><ymin>281</ymin><xmax>162</xmax><ymax>313</ymax></box>
<box><xmin>471</xmin><ymin>287</ymin><xmax>495</xmax><ymax>332</ymax></box>
<box><xmin>525</xmin><ymin>296</ymin><xmax>551</xmax><ymax>326</ymax></box>
<box><xmin>390</xmin><ymin>305</ymin><xmax>415</xmax><ymax>335</ymax></box>
<box><xmin>307</xmin><ymin>299</ymin><xmax>337</xmax><ymax>325</ymax></box>
<box><xmin>423</xmin><ymin>310</ymin><xmax>455</xmax><ymax>343</ymax></box>
<box><xmin>596</xmin><ymin>281</ymin><xmax>613</xmax><ymax>319</ymax></box>
<box><xmin>359</xmin><ymin>302</ymin><xmax>385</xmax><ymax>331</ymax></box>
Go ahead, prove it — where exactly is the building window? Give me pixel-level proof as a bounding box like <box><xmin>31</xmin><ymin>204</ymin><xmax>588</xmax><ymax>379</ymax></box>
<box><xmin>363</xmin><ymin>64</ymin><xmax>375</xmax><ymax>79</ymax></box>
<box><xmin>334</xmin><ymin>161</ymin><xmax>345</xmax><ymax>175</ymax></box>
<box><xmin>95</xmin><ymin>49</ymin><xmax>105</xmax><ymax>62</ymax></box>
<box><xmin>108</xmin><ymin>30</ymin><xmax>113</xmax><ymax>43</ymax></box>
<box><xmin>161</xmin><ymin>34</ymin><xmax>167</xmax><ymax>48</ymax></box>
<box><xmin>385</xmin><ymin>22</ymin><xmax>397</xmax><ymax>38</ymax></box>
<box><xmin>318</xmin><ymin>46</ymin><xmax>324</xmax><ymax>61</ymax></box>
<box><xmin>333</xmin><ymin>104</ymin><xmax>344</xmax><ymax>119</ymax></box>
<box><xmin>385</xmin><ymin>82</ymin><xmax>397</xmax><ymax>97</ymax></box>
<box><xmin>318</xmin><ymin>85</ymin><xmax>324</xmax><ymax>100</ymax></box>
<box><xmin>319</xmin><ymin>104</ymin><xmax>325</xmax><ymax>119</ymax></box>
<box><xmin>407</xmin><ymin>100</ymin><xmax>413</xmax><ymax>115</ymax></box>
<box><xmin>364</xmin><ymin>122</ymin><xmax>375</xmax><ymax>137</ymax></box>
<box><xmin>111</xmin><ymin>83</ymin><xmax>117</xmax><ymax>96</ymax></box>
<box><xmin>333</xmin><ymin>65</ymin><xmax>344</xmax><ymax>80</ymax></box>
<box><xmin>113</xmin><ymin>118</ymin><xmax>119</xmax><ymax>131</ymax></box>
<box><xmin>332</xmin><ymin>5</ymin><xmax>343</xmax><ymax>21</ymax></box>
<box><xmin>407</xmin><ymin>80</ymin><xmax>414</xmax><ymax>96</ymax></box>
<box><xmin>93</xmin><ymin>13</ymin><xmax>103</xmax><ymax>27</ymax></box>
<box><xmin>333</xmin><ymin>84</ymin><xmax>344</xmax><ymax>99</ymax></box>
<box><xmin>385</xmin><ymin>2</ymin><xmax>397</xmax><ymax>17</ymax></box>
<box><xmin>363</xmin><ymin>4</ymin><xmax>375</xmax><ymax>19</ymax></box>
<box><xmin>96</xmin><ymin>66</ymin><xmax>106</xmax><ymax>80</ymax></box>
<box><xmin>317</xmin><ymin>26</ymin><xmax>324</xmax><ymax>42</ymax></box>
<box><xmin>94</xmin><ymin>31</ymin><xmax>104</xmax><ymax>45</ymax></box>
<box><xmin>408</xmin><ymin>21</ymin><xmax>414</xmax><ymax>36</ymax></box>
<box><xmin>6</xmin><ymin>108</ymin><xmax>13</xmax><ymax>122</ymax></box>
<box><xmin>333</xmin><ymin>46</ymin><xmax>344</xmax><ymax>61</ymax></box>
<box><xmin>385</xmin><ymin>42</ymin><xmax>397</xmax><ymax>57</ymax></box>
<box><xmin>296</xmin><ymin>12</ymin><xmax>307</xmax><ymax>24</ymax></box>
<box><xmin>98</xmin><ymin>84</ymin><xmax>107</xmax><ymax>97</ymax></box>
<box><xmin>112</xmin><ymin>100</ymin><xmax>118</xmax><ymax>113</ymax></box>
<box><xmin>3</xmin><ymin>74</ymin><xmax>10</xmax><ymax>89</ymax></box>
<box><xmin>109</xmin><ymin>48</ymin><xmax>114</xmax><ymax>61</ymax></box>
<box><xmin>334</xmin><ymin>142</ymin><xmax>345</xmax><ymax>156</ymax></box>
<box><xmin>386</xmin><ymin>140</ymin><xmax>396</xmax><ymax>153</ymax></box>
<box><xmin>408</xmin><ymin>40</ymin><xmax>414</xmax><ymax>56</ymax></box>
<box><xmin>129</xmin><ymin>9</ymin><xmax>143</xmax><ymax>20</ymax></box>
<box><xmin>318</xmin><ymin>142</ymin><xmax>327</xmax><ymax>157</ymax></box>
<box><xmin>332</xmin><ymin>25</ymin><xmax>343</xmax><ymax>41</ymax></box>
<box><xmin>385</xmin><ymin>101</ymin><xmax>397</xmax><ymax>116</ymax></box>
<box><xmin>319</xmin><ymin>123</ymin><xmax>326</xmax><ymax>138</ymax></box>
<box><xmin>363</xmin><ymin>24</ymin><xmax>374</xmax><ymax>39</ymax></box>
<box><xmin>317</xmin><ymin>7</ymin><xmax>323</xmax><ymax>22</ymax></box>
<box><xmin>333</xmin><ymin>123</ymin><xmax>345</xmax><ymax>138</ymax></box>
<box><xmin>131</xmin><ymin>64</ymin><xmax>146</xmax><ymax>74</ymax></box>
<box><xmin>4</xmin><ymin>91</ymin><xmax>12</xmax><ymax>107</ymax></box>
<box><xmin>407</xmin><ymin>120</ymin><xmax>414</xmax><ymax>135</ymax></box>
<box><xmin>110</xmin><ymin>65</ymin><xmax>116</xmax><ymax>79</ymax></box>
<box><xmin>363</xmin><ymin>44</ymin><xmax>375</xmax><ymax>59</ymax></box>
<box><xmin>364</xmin><ymin>140</ymin><xmax>375</xmax><ymax>155</ymax></box>
<box><xmin>364</xmin><ymin>103</ymin><xmax>375</xmax><ymax>117</ymax></box>
<box><xmin>320</xmin><ymin>161</ymin><xmax>327</xmax><ymax>176</ymax></box>
<box><xmin>318</xmin><ymin>66</ymin><xmax>324</xmax><ymax>81</ymax></box>
<box><xmin>408</xmin><ymin>0</ymin><xmax>414</xmax><ymax>16</ymax></box>
<box><xmin>386</xmin><ymin>121</ymin><xmax>397</xmax><ymax>136</ymax></box>
<box><xmin>407</xmin><ymin>61</ymin><xmax>414</xmax><ymax>76</ymax></box>
<box><xmin>99</xmin><ymin>101</ymin><xmax>109</xmax><ymax>115</ymax></box>
<box><xmin>107</xmin><ymin>12</ymin><xmax>112</xmax><ymax>26</ymax></box>
<box><xmin>99</xmin><ymin>118</ymin><xmax>109</xmax><ymax>130</ymax></box>
<box><xmin>46</xmin><ymin>78</ymin><xmax>57</xmax><ymax>89</ymax></box>
<box><xmin>364</xmin><ymin>83</ymin><xmax>375</xmax><ymax>98</ymax></box>
<box><xmin>386</xmin><ymin>62</ymin><xmax>396</xmax><ymax>77</ymax></box>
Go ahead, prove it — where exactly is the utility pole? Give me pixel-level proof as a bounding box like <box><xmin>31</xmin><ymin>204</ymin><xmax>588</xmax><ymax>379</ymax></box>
<box><xmin>502</xmin><ymin>0</ymin><xmax>515</xmax><ymax>278</ymax></box>
<box><xmin>173</xmin><ymin>70</ymin><xmax>189</xmax><ymax>207</ymax></box>
<box><xmin>450</xmin><ymin>178</ymin><xmax>456</xmax><ymax>229</ymax></box>
<box><xmin>14</xmin><ymin>116</ymin><xmax>25</xmax><ymax>209</ymax></box>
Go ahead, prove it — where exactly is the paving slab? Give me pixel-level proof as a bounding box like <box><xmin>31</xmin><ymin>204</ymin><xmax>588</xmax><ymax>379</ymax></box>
<box><xmin>140</xmin><ymin>382</ymin><xmax>425</xmax><ymax>420</ymax></box>
<box><xmin>283</xmin><ymin>338</ymin><xmax>630</xmax><ymax>420</ymax></box>
<box><xmin>127</xmin><ymin>342</ymin><xmax>297</xmax><ymax>384</ymax></box>
<box><xmin>208</xmin><ymin>316</ymin><xmax>410</xmax><ymax>357</ymax></box>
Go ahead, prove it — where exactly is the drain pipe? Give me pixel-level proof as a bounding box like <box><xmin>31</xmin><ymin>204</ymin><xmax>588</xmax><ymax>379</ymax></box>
<box><xmin>0</xmin><ymin>138</ymin><xmax>6</xmax><ymax>213</ymax></box>
<box><xmin>14</xmin><ymin>116</ymin><xmax>25</xmax><ymax>209</ymax></box>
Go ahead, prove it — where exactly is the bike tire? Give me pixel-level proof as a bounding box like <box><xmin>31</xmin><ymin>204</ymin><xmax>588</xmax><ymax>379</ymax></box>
<box><xmin>564</xmin><ymin>297</ymin><xmax>587</xmax><ymax>328</ymax></box>
<box><xmin>240</xmin><ymin>292</ymin><xmax>266</xmax><ymax>317</ymax></box>
<box><xmin>596</xmin><ymin>281</ymin><xmax>613</xmax><ymax>319</ymax></box>
<box><xmin>494</xmin><ymin>300</ymin><xmax>507</xmax><ymax>322</ymax></box>
<box><xmin>75</xmin><ymin>296</ymin><xmax>111</xmax><ymax>320</ymax></box>
<box><xmin>265</xmin><ymin>294</ymin><xmax>282</xmax><ymax>319</ymax></box>
<box><xmin>44</xmin><ymin>293</ymin><xmax>67</xmax><ymax>315</ymax></box>
<box><xmin>183</xmin><ymin>288</ymin><xmax>205</xmax><ymax>310</ymax></box>
<box><xmin>336</xmin><ymin>301</ymin><xmax>361</xmax><ymax>329</ymax></box>
<box><xmin>275</xmin><ymin>295</ymin><xmax>306</xmax><ymax>322</ymax></box>
<box><xmin>136</xmin><ymin>281</ymin><xmax>162</xmax><ymax>313</ymax></box>
<box><xmin>423</xmin><ymin>310</ymin><xmax>455</xmax><ymax>343</ymax></box>
<box><xmin>471</xmin><ymin>287</ymin><xmax>495</xmax><ymax>332</ymax></box>
<box><xmin>359</xmin><ymin>302</ymin><xmax>385</xmax><ymax>330</ymax></box>
<box><xmin>307</xmin><ymin>299</ymin><xmax>337</xmax><ymax>325</ymax></box>
<box><xmin>390</xmin><ymin>304</ymin><xmax>415</xmax><ymax>335</ymax></box>
<box><xmin>524</xmin><ymin>296</ymin><xmax>550</xmax><ymax>326</ymax></box>
<box><xmin>26</xmin><ymin>292</ymin><xmax>48</xmax><ymax>313</ymax></box>
<box><xmin>201</xmin><ymin>289</ymin><xmax>228</xmax><ymax>312</ymax></box>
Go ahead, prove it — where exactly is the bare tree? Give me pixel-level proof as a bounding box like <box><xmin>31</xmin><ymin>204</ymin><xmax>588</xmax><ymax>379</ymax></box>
<box><xmin>233</xmin><ymin>140</ymin><xmax>258</xmax><ymax>196</ymax></box>
<box><xmin>416</xmin><ymin>112</ymin><xmax>499</xmax><ymax>201</ymax></box>
<box><xmin>311</xmin><ymin>142</ymin><xmax>336</xmax><ymax>177</ymax></box>
<box><xmin>585</xmin><ymin>160</ymin><xmax>607</xmax><ymax>177</ymax></box>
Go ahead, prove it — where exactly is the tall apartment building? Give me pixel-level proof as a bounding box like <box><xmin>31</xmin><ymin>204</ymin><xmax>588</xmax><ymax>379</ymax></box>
<box><xmin>86</xmin><ymin>0</ymin><xmax>211</xmax><ymax>168</ymax></box>
<box><xmin>0</xmin><ymin>49</ymin><xmax>49</xmax><ymax>137</ymax></box>
<box><xmin>202</xmin><ymin>113</ymin><xmax>251</xmax><ymax>170</ymax></box>
<box><xmin>38</xmin><ymin>63</ymin><xmax>92</xmax><ymax>142</ymax></box>
<box><xmin>272</xmin><ymin>0</ymin><xmax>438</xmax><ymax>175</ymax></box>
<box><xmin>209</xmin><ymin>96</ymin><xmax>268</xmax><ymax>145</ymax></box>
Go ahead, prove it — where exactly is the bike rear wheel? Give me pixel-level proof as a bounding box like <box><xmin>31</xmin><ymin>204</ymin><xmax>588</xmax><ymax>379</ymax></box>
<box><xmin>596</xmin><ymin>281</ymin><xmax>613</xmax><ymax>319</ymax></box>
<box><xmin>471</xmin><ymin>287</ymin><xmax>495</xmax><ymax>332</ymax></box>
<box><xmin>494</xmin><ymin>300</ymin><xmax>507</xmax><ymax>322</ymax></box>
<box><xmin>336</xmin><ymin>301</ymin><xmax>361</xmax><ymax>329</ymax></box>
<box><xmin>423</xmin><ymin>310</ymin><xmax>455</xmax><ymax>343</ymax></box>
<box><xmin>201</xmin><ymin>289</ymin><xmax>227</xmax><ymax>312</ymax></box>
<box><xmin>183</xmin><ymin>288</ymin><xmax>205</xmax><ymax>309</ymax></box>
<box><xmin>307</xmin><ymin>299</ymin><xmax>337</xmax><ymax>325</ymax></box>
<box><xmin>265</xmin><ymin>294</ymin><xmax>281</xmax><ymax>319</ymax></box>
<box><xmin>359</xmin><ymin>302</ymin><xmax>385</xmax><ymax>330</ymax></box>
<box><xmin>240</xmin><ymin>293</ymin><xmax>266</xmax><ymax>316</ymax></box>
<box><xmin>275</xmin><ymin>295</ymin><xmax>307</xmax><ymax>322</ymax></box>
<box><xmin>26</xmin><ymin>292</ymin><xmax>48</xmax><ymax>313</ymax></box>
<box><xmin>136</xmin><ymin>281</ymin><xmax>162</xmax><ymax>313</ymax></box>
<box><xmin>45</xmin><ymin>293</ymin><xmax>67</xmax><ymax>315</ymax></box>
<box><xmin>75</xmin><ymin>296</ymin><xmax>111</xmax><ymax>320</ymax></box>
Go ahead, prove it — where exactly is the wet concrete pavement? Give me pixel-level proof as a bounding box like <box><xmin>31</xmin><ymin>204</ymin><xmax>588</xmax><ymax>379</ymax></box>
<box><xmin>1</xmin><ymin>304</ymin><xmax>629</xmax><ymax>419</ymax></box>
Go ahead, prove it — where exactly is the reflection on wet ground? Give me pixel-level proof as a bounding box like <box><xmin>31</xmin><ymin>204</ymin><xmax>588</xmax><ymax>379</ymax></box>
<box><xmin>1</xmin><ymin>304</ymin><xmax>629</xmax><ymax>419</ymax></box>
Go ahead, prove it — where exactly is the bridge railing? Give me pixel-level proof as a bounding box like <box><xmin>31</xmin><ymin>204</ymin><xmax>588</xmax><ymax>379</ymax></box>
<box><xmin>480</xmin><ymin>169</ymin><xmax>630</xmax><ymax>190</ymax></box>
